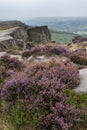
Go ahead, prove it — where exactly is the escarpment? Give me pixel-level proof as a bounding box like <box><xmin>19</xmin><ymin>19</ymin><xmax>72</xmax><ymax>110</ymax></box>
<box><xmin>0</xmin><ymin>21</ymin><xmax>51</xmax><ymax>50</ymax></box>
<box><xmin>0</xmin><ymin>27</ymin><xmax>28</xmax><ymax>49</ymax></box>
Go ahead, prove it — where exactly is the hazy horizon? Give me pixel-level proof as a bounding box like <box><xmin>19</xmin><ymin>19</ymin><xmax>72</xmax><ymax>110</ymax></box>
<box><xmin>0</xmin><ymin>0</ymin><xmax>87</xmax><ymax>20</ymax></box>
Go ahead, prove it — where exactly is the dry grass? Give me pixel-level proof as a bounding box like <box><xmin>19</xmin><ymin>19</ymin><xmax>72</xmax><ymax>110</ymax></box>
<box><xmin>0</xmin><ymin>118</ymin><xmax>15</xmax><ymax>130</ymax></box>
<box><xmin>6</xmin><ymin>49</ymin><xmax>22</xmax><ymax>55</ymax></box>
<box><xmin>68</xmin><ymin>42</ymin><xmax>87</xmax><ymax>51</ymax></box>
<box><xmin>0</xmin><ymin>26</ymin><xmax>14</xmax><ymax>30</ymax></box>
<box><xmin>19</xmin><ymin>126</ymin><xmax>36</xmax><ymax>130</ymax></box>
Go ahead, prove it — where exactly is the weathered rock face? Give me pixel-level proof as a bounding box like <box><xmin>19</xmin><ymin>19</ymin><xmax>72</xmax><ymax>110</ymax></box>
<box><xmin>0</xmin><ymin>27</ymin><xmax>28</xmax><ymax>50</ymax></box>
<box><xmin>10</xmin><ymin>27</ymin><xmax>28</xmax><ymax>41</ymax></box>
<box><xmin>27</xmin><ymin>26</ymin><xmax>51</xmax><ymax>44</ymax></box>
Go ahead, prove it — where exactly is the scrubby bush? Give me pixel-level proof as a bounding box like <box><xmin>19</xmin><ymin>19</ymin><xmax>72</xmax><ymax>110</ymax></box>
<box><xmin>0</xmin><ymin>66</ymin><xmax>8</xmax><ymax>83</ymax></box>
<box><xmin>25</xmin><ymin>60</ymin><xmax>80</xmax><ymax>89</ymax></box>
<box><xmin>6</xmin><ymin>49</ymin><xmax>21</xmax><ymax>55</ymax></box>
<box><xmin>0</xmin><ymin>55</ymin><xmax>24</xmax><ymax>71</ymax></box>
<box><xmin>69</xmin><ymin>49</ymin><xmax>87</xmax><ymax>65</ymax></box>
<box><xmin>1</xmin><ymin>60</ymin><xmax>81</xmax><ymax>130</ymax></box>
<box><xmin>22</xmin><ymin>44</ymin><xmax>72</xmax><ymax>58</ymax></box>
<box><xmin>57</xmin><ymin>46</ymin><xmax>72</xmax><ymax>56</ymax></box>
<box><xmin>1</xmin><ymin>77</ymin><xmax>29</xmax><ymax>103</ymax></box>
<box><xmin>66</xmin><ymin>89</ymin><xmax>87</xmax><ymax>109</ymax></box>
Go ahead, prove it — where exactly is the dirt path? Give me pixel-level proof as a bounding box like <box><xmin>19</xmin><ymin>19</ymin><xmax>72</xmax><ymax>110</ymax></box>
<box><xmin>0</xmin><ymin>27</ymin><xmax>19</xmax><ymax>41</ymax></box>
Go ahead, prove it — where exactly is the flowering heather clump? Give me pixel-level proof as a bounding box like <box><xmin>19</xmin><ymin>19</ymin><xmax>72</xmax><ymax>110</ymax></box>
<box><xmin>1</xmin><ymin>60</ymin><xmax>81</xmax><ymax>129</ymax></box>
<box><xmin>1</xmin><ymin>77</ymin><xmax>29</xmax><ymax>102</ymax></box>
<box><xmin>26</xmin><ymin>60</ymin><xmax>80</xmax><ymax>89</ymax></box>
<box><xmin>42</xmin><ymin>44</ymin><xmax>72</xmax><ymax>57</ymax></box>
<box><xmin>45</xmin><ymin>103</ymin><xmax>81</xmax><ymax>130</ymax></box>
<box><xmin>1</xmin><ymin>76</ymin><xmax>82</xmax><ymax>130</ymax></box>
<box><xmin>0</xmin><ymin>54</ymin><xmax>24</xmax><ymax>71</ymax></box>
<box><xmin>69</xmin><ymin>49</ymin><xmax>87</xmax><ymax>65</ymax></box>
<box><xmin>55</xmin><ymin>46</ymin><xmax>72</xmax><ymax>57</ymax></box>
<box><xmin>22</xmin><ymin>46</ymin><xmax>43</xmax><ymax>58</ymax></box>
<box><xmin>22</xmin><ymin>44</ymin><xmax>72</xmax><ymax>58</ymax></box>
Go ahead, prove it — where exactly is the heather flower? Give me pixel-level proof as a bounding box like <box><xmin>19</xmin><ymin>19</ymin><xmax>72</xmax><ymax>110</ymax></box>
<box><xmin>69</xmin><ymin>49</ymin><xmax>87</xmax><ymax>65</ymax></box>
<box><xmin>0</xmin><ymin>54</ymin><xmax>24</xmax><ymax>71</ymax></box>
<box><xmin>22</xmin><ymin>43</ymin><xmax>72</xmax><ymax>58</ymax></box>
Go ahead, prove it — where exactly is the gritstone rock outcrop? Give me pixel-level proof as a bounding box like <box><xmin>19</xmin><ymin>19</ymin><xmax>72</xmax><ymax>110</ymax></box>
<box><xmin>0</xmin><ymin>21</ymin><xmax>51</xmax><ymax>50</ymax></box>
<box><xmin>27</xmin><ymin>26</ymin><xmax>51</xmax><ymax>44</ymax></box>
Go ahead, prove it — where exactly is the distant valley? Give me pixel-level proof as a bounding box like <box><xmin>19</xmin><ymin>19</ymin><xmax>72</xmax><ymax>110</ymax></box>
<box><xmin>25</xmin><ymin>17</ymin><xmax>87</xmax><ymax>43</ymax></box>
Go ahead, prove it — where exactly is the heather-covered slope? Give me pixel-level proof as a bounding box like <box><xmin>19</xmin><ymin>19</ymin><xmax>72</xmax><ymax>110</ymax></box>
<box><xmin>0</xmin><ymin>20</ymin><xmax>87</xmax><ymax>130</ymax></box>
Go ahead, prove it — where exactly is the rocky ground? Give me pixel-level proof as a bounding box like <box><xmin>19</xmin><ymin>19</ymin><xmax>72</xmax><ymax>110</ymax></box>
<box><xmin>0</xmin><ymin>27</ymin><xmax>19</xmax><ymax>42</ymax></box>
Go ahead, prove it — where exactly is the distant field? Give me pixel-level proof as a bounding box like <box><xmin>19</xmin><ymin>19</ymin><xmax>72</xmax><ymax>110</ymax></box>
<box><xmin>51</xmin><ymin>30</ymin><xmax>76</xmax><ymax>43</ymax></box>
<box><xmin>26</xmin><ymin>17</ymin><xmax>87</xmax><ymax>33</ymax></box>
<box><xmin>26</xmin><ymin>17</ymin><xmax>87</xmax><ymax>43</ymax></box>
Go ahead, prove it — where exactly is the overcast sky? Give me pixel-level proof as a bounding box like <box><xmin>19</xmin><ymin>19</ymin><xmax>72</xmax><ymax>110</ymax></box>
<box><xmin>0</xmin><ymin>0</ymin><xmax>87</xmax><ymax>20</ymax></box>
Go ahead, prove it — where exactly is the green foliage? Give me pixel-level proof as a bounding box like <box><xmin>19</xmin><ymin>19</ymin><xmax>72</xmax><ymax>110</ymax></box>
<box><xmin>51</xmin><ymin>30</ymin><xmax>76</xmax><ymax>43</ymax></box>
<box><xmin>9</xmin><ymin>103</ymin><xmax>48</xmax><ymax>129</ymax></box>
<box><xmin>10</xmin><ymin>104</ymin><xmax>29</xmax><ymax>127</ymax></box>
<box><xmin>66</xmin><ymin>89</ymin><xmax>87</xmax><ymax>109</ymax></box>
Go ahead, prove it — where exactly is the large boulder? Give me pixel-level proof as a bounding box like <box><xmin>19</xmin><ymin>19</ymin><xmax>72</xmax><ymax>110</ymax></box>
<box><xmin>75</xmin><ymin>68</ymin><xmax>87</xmax><ymax>93</ymax></box>
<box><xmin>27</xmin><ymin>26</ymin><xmax>51</xmax><ymax>44</ymax></box>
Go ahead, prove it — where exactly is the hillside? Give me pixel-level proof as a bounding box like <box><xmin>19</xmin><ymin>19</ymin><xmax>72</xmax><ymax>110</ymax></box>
<box><xmin>25</xmin><ymin>17</ymin><xmax>87</xmax><ymax>43</ymax></box>
<box><xmin>51</xmin><ymin>30</ymin><xmax>76</xmax><ymax>43</ymax></box>
<box><xmin>26</xmin><ymin>17</ymin><xmax>87</xmax><ymax>34</ymax></box>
